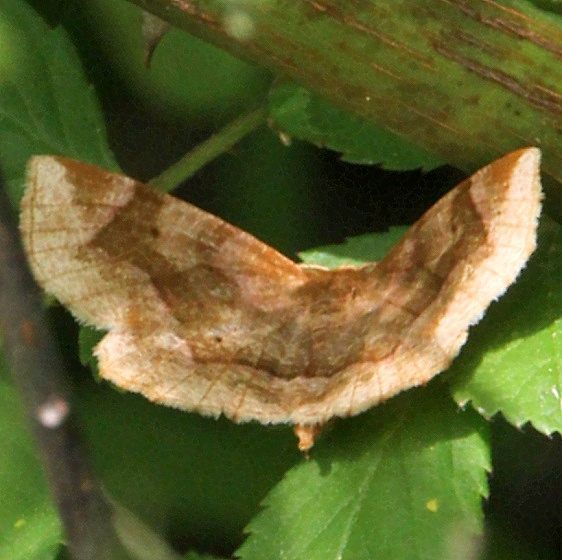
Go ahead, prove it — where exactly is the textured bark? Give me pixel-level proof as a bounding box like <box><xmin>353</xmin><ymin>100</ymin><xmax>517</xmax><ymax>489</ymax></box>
<box><xmin>0</xmin><ymin>185</ymin><xmax>130</xmax><ymax>559</ymax></box>
<box><xmin>127</xmin><ymin>0</ymin><xmax>562</xmax><ymax>186</ymax></box>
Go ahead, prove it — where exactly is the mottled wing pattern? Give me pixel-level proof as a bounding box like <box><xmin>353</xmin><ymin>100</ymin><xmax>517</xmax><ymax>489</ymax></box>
<box><xmin>20</xmin><ymin>149</ymin><xmax>541</xmax><ymax>425</ymax></box>
<box><xmin>20</xmin><ymin>157</ymin><xmax>309</xmax><ymax>421</ymax></box>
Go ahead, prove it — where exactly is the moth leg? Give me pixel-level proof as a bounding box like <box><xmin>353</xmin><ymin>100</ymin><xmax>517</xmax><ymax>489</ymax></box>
<box><xmin>293</xmin><ymin>423</ymin><xmax>325</xmax><ymax>454</ymax></box>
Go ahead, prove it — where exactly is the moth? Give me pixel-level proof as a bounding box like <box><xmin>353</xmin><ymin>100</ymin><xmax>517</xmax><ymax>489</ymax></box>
<box><xmin>20</xmin><ymin>148</ymin><xmax>541</xmax><ymax>450</ymax></box>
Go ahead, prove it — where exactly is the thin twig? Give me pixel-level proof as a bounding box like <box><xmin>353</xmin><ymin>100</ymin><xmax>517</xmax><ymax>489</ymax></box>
<box><xmin>0</xmin><ymin>185</ymin><xmax>130</xmax><ymax>560</ymax></box>
<box><xmin>149</xmin><ymin>106</ymin><xmax>267</xmax><ymax>192</ymax></box>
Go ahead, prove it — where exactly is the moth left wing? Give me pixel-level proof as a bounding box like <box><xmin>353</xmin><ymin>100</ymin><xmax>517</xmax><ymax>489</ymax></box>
<box><xmin>21</xmin><ymin>156</ymin><xmax>308</xmax><ymax>332</ymax></box>
<box><xmin>20</xmin><ymin>156</ymin><xmax>314</xmax><ymax>423</ymax></box>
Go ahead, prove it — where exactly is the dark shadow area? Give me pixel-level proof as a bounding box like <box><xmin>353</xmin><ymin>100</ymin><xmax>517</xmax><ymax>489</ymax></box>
<box><xmin>485</xmin><ymin>418</ymin><xmax>562</xmax><ymax>558</ymax></box>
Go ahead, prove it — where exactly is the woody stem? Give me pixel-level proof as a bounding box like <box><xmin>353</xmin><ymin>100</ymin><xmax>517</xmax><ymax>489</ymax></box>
<box><xmin>0</xmin><ymin>195</ymin><xmax>131</xmax><ymax>559</ymax></box>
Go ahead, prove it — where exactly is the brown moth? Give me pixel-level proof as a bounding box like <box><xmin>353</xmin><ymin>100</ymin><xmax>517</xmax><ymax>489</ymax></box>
<box><xmin>20</xmin><ymin>148</ymin><xmax>542</xmax><ymax>449</ymax></box>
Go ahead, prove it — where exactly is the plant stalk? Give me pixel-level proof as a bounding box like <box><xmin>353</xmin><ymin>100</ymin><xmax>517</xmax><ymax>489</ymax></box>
<box><xmin>150</xmin><ymin>106</ymin><xmax>267</xmax><ymax>192</ymax></box>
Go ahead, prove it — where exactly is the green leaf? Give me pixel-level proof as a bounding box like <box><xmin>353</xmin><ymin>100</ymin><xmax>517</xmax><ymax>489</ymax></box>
<box><xmin>0</xmin><ymin>0</ymin><xmax>117</xmax><ymax>205</ymax></box>
<box><xmin>269</xmin><ymin>83</ymin><xmax>443</xmax><ymax>171</ymax></box>
<box><xmin>75</xmin><ymin>376</ymin><xmax>301</xmax><ymax>553</ymax></box>
<box><xmin>238</xmin><ymin>384</ymin><xmax>490</xmax><ymax>560</ymax></box>
<box><xmin>450</xmin><ymin>216</ymin><xmax>562</xmax><ymax>435</ymax></box>
<box><xmin>298</xmin><ymin>227</ymin><xmax>407</xmax><ymax>268</ymax></box>
<box><xmin>0</xmin><ymin>363</ymin><xmax>61</xmax><ymax>560</ymax></box>
<box><xmin>77</xmin><ymin>326</ymin><xmax>104</xmax><ymax>377</ymax></box>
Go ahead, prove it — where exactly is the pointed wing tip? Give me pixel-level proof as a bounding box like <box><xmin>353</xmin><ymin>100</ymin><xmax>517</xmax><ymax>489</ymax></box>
<box><xmin>509</xmin><ymin>146</ymin><xmax>543</xmax><ymax>207</ymax></box>
<box><xmin>514</xmin><ymin>145</ymin><xmax>540</xmax><ymax>157</ymax></box>
<box><xmin>487</xmin><ymin>147</ymin><xmax>542</xmax><ymax>212</ymax></box>
<box><xmin>26</xmin><ymin>154</ymin><xmax>63</xmax><ymax>176</ymax></box>
<box><xmin>513</xmin><ymin>145</ymin><xmax>541</xmax><ymax>172</ymax></box>
<box><xmin>24</xmin><ymin>155</ymin><xmax>70</xmax><ymax>199</ymax></box>
<box><xmin>506</xmin><ymin>147</ymin><xmax>541</xmax><ymax>187</ymax></box>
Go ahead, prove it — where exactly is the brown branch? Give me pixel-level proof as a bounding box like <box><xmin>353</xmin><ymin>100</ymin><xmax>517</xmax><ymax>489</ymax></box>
<box><xmin>0</xmin><ymin>186</ymin><xmax>130</xmax><ymax>560</ymax></box>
